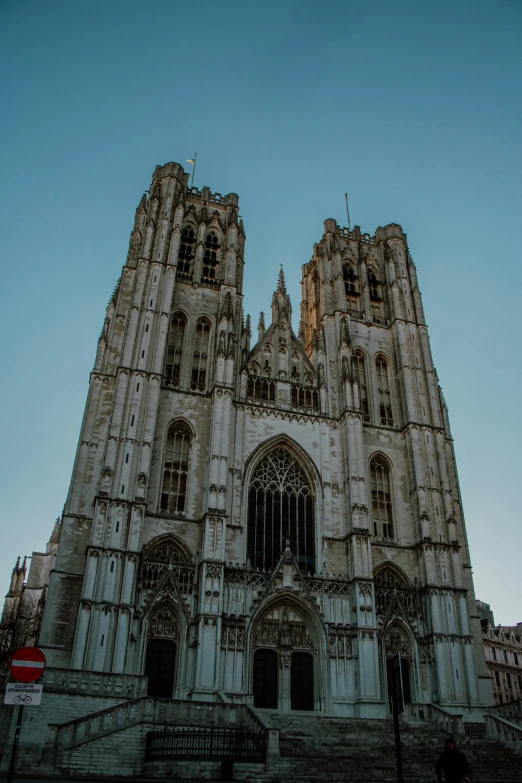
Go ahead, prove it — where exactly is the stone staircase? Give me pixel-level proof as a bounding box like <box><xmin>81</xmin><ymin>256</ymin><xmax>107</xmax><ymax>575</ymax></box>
<box><xmin>55</xmin><ymin>696</ymin><xmax>263</xmax><ymax>752</ymax></box>
<box><xmin>255</xmin><ymin>711</ymin><xmax>522</xmax><ymax>783</ymax></box>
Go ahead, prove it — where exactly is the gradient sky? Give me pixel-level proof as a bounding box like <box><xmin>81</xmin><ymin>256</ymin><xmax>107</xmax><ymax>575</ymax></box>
<box><xmin>1</xmin><ymin>0</ymin><xmax>521</xmax><ymax>625</ymax></box>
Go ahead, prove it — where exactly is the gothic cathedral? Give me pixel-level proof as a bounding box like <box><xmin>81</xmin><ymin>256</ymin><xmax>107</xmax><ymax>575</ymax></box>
<box><xmin>38</xmin><ymin>161</ymin><xmax>491</xmax><ymax>717</ymax></box>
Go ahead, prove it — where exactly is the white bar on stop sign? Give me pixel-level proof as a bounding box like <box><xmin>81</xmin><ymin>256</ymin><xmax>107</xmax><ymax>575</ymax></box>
<box><xmin>11</xmin><ymin>660</ymin><xmax>45</xmax><ymax>667</ymax></box>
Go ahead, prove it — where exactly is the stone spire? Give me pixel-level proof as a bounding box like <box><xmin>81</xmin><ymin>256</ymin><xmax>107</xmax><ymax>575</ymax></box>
<box><xmin>258</xmin><ymin>312</ymin><xmax>265</xmax><ymax>342</ymax></box>
<box><xmin>271</xmin><ymin>266</ymin><xmax>292</xmax><ymax>324</ymax></box>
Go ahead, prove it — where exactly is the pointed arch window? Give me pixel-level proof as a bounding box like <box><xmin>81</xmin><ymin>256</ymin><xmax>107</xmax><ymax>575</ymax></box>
<box><xmin>178</xmin><ymin>226</ymin><xmax>196</xmax><ymax>280</ymax></box>
<box><xmin>352</xmin><ymin>351</ymin><xmax>370</xmax><ymax>422</ymax></box>
<box><xmin>368</xmin><ymin>268</ymin><xmax>385</xmax><ymax>322</ymax></box>
<box><xmin>247</xmin><ymin>447</ymin><xmax>315</xmax><ymax>573</ymax></box>
<box><xmin>202</xmin><ymin>231</ymin><xmax>220</xmax><ymax>284</ymax></box>
<box><xmin>161</xmin><ymin>422</ymin><xmax>191</xmax><ymax>513</ymax></box>
<box><xmin>376</xmin><ymin>355</ymin><xmax>393</xmax><ymax>426</ymax></box>
<box><xmin>191</xmin><ymin>318</ymin><xmax>211</xmax><ymax>391</ymax></box>
<box><xmin>343</xmin><ymin>264</ymin><xmax>359</xmax><ymax>294</ymax></box>
<box><xmin>368</xmin><ymin>268</ymin><xmax>382</xmax><ymax>300</ymax></box>
<box><xmin>370</xmin><ymin>455</ymin><xmax>394</xmax><ymax>540</ymax></box>
<box><xmin>164</xmin><ymin>312</ymin><xmax>186</xmax><ymax>387</ymax></box>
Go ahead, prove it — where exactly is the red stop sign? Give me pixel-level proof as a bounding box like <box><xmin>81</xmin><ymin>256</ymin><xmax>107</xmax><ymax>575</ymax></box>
<box><xmin>10</xmin><ymin>647</ymin><xmax>46</xmax><ymax>683</ymax></box>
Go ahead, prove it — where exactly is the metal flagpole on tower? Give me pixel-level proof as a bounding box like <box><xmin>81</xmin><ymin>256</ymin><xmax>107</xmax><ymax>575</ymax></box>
<box><xmin>187</xmin><ymin>154</ymin><xmax>197</xmax><ymax>187</ymax></box>
<box><xmin>345</xmin><ymin>193</ymin><xmax>351</xmax><ymax>232</ymax></box>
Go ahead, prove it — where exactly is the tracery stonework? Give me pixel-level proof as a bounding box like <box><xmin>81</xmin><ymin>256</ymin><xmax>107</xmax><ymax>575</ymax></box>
<box><xmin>11</xmin><ymin>160</ymin><xmax>488</xmax><ymax>754</ymax></box>
<box><xmin>254</xmin><ymin>605</ymin><xmax>314</xmax><ymax>651</ymax></box>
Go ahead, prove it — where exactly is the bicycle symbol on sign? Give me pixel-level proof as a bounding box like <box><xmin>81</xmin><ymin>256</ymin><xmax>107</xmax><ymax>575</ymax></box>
<box><xmin>13</xmin><ymin>695</ymin><xmax>33</xmax><ymax>705</ymax></box>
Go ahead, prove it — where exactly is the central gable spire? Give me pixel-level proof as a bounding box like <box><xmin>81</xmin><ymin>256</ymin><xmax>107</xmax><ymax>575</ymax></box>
<box><xmin>271</xmin><ymin>265</ymin><xmax>292</xmax><ymax>324</ymax></box>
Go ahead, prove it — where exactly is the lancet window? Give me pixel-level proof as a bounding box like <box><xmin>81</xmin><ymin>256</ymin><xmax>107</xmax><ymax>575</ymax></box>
<box><xmin>352</xmin><ymin>351</ymin><xmax>369</xmax><ymax>422</ymax></box>
<box><xmin>247</xmin><ymin>375</ymin><xmax>276</xmax><ymax>402</ymax></box>
<box><xmin>178</xmin><ymin>226</ymin><xmax>196</xmax><ymax>279</ymax></box>
<box><xmin>376</xmin><ymin>355</ymin><xmax>393</xmax><ymax>426</ymax></box>
<box><xmin>370</xmin><ymin>455</ymin><xmax>394</xmax><ymax>540</ymax></box>
<box><xmin>164</xmin><ymin>312</ymin><xmax>186</xmax><ymax>387</ymax></box>
<box><xmin>368</xmin><ymin>268</ymin><xmax>382</xmax><ymax>300</ymax></box>
<box><xmin>291</xmin><ymin>384</ymin><xmax>319</xmax><ymax>411</ymax></box>
<box><xmin>202</xmin><ymin>231</ymin><xmax>220</xmax><ymax>284</ymax></box>
<box><xmin>191</xmin><ymin>318</ymin><xmax>211</xmax><ymax>391</ymax></box>
<box><xmin>161</xmin><ymin>422</ymin><xmax>191</xmax><ymax>513</ymax></box>
<box><xmin>368</xmin><ymin>268</ymin><xmax>385</xmax><ymax>322</ymax></box>
<box><xmin>247</xmin><ymin>447</ymin><xmax>315</xmax><ymax>573</ymax></box>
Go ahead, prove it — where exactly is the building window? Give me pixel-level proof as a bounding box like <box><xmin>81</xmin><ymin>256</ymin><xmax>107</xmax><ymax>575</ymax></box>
<box><xmin>191</xmin><ymin>318</ymin><xmax>211</xmax><ymax>391</ymax></box>
<box><xmin>352</xmin><ymin>351</ymin><xmax>370</xmax><ymax>421</ymax></box>
<box><xmin>291</xmin><ymin>384</ymin><xmax>319</xmax><ymax>411</ymax></box>
<box><xmin>177</xmin><ymin>226</ymin><xmax>196</xmax><ymax>279</ymax></box>
<box><xmin>343</xmin><ymin>264</ymin><xmax>359</xmax><ymax>294</ymax></box>
<box><xmin>370</xmin><ymin>454</ymin><xmax>394</xmax><ymax>540</ymax></box>
<box><xmin>515</xmin><ymin>652</ymin><xmax>519</xmax><ymax>666</ymax></box>
<box><xmin>376</xmin><ymin>355</ymin><xmax>393</xmax><ymax>426</ymax></box>
<box><xmin>164</xmin><ymin>312</ymin><xmax>186</xmax><ymax>387</ymax></box>
<box><xmin>161</xmin><ymin>421</ymin><xmax>191</xmax><ymax>513</ymax></box>
<box><xmin>491</xmin><ymin>647</ymin><xmax>496</xmax><ymax>661</ymax></box>
<box><xmin>202</xmin><ymin>231</ymin><xmax>220</xmax><ymax>284</ymax></box>
<box><xmin>247</xmin><ymin>446</ymin><xmax>315</xmax><ymax>573</ymax></box>
<box><xmin>247</xmin><ymin>375</ymin><xmax>276</xmax><ymax>402</ymax></box>
<box><xmin>368</xmin><ymin>268</ymin><xmax>382</xmax><ymax>300</ymax></box>
<box><xmin>504</xmin><ymin>650</ymin><xmax>508</xmax><ymax>663</ymax></box>
<box><xmin>495</xmin><ymin>670</ymin><xmax>500</xmax><ymax>685</ymax></box>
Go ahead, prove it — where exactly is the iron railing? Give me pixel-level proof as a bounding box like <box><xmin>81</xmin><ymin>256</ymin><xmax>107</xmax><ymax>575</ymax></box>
<box><xmin>145</xmin><ymin>726</ymin><xmax>266</xmax><ymax>762</ymax></box>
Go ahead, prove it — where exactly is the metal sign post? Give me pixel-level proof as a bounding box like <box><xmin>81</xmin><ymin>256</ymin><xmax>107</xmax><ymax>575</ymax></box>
<box><xmin>390</xmin><ymin>653</ymin><xmax>404</xmax><ymax>783</ymax></box>
<box><xmin>6</xmin><ymin>706</ymin><xmax>23</xmax><ymax>783</ymax></box>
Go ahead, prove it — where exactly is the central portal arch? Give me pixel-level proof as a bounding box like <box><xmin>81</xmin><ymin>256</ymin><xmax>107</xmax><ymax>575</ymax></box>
<box><xmin>251</xmin><ymin>600</ymin><xmax>321</xmax><ymax>711</ymax></box>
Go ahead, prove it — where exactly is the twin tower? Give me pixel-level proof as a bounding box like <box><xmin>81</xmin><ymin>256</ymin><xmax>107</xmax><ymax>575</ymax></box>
<box><xmin>38</xmin><ymin>161</ymin><xmax>491</xmax><ymax>715</ymax></box>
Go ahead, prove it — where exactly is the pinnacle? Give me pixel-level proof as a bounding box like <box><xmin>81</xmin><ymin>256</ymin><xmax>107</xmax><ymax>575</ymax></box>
<box><xmin>277</xmin><ymin>265</ymin><xmax>287</xmax><ymax>295</ymax></box>
<box><xmin>49</xmin><ymin>517</ymin><xmax>62</xmax><ymax>545</ymax></box>
<box><xmin>258</xmin><ymin>312</ymin><xmax>265</xmax><ymax>329</ymax></box>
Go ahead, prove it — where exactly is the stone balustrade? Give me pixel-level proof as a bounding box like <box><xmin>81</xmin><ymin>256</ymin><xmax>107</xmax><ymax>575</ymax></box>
<box><xmin>43</xmin><ymin>667</ymin><xmax>148</xmax><ymax>699</ymax></box>
<box><xmin>55</xmin><ymin>696</ymin><xmax>267</xmax><ymax>754</ymax></box>
<box><xmin>484</xmin><ymin>714</ymin><xmax>522</xmax><ymax>753</ymax></box>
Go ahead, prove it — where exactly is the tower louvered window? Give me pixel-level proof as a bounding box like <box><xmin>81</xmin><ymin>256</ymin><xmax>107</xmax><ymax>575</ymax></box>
<box><xmin>352</xmin><ymin>351</ymin><xmax>370</xmax><ymax>422</ymax></box>
<box><xmin>343</xmin><ymin>264</ymin><xmax>359</xmax><ymax>293</ymax></box>
<box><xmin>202</xmin><ymin>231</ymin><xmax>220</xmax><ymax>283</ymax></box>
<box><xmin>178</xmin><ymin>226</ymin><xmax>195</xmax><ymax>279</ymax></box>
<box><xmin>370</xmin><ymin>455</ymin><xmax>394</xmax><ymax>540</ymax></box>
<box><xmin>161</xmin><ymin>422</ymin><xmax>191</xmax><ymax>513</ymax></box>
<box><xmin>247</xmin><ymin>447</ymin><xmax>315</xmax><ymax>573</ymax></box>
<box><xmin>369</xmin><ymin>268</ymin><xmax>384</xmax><ymax>323</ymax></box>
<box><xmin>164</xmin><ymin>312</ymin><xmax>186</xmax><ymax>387</ymax></box>
<box><xmin>191</xmin><ymin>318</ymin><xmax>211</xmax><ymax>391</ymax></box>
<box><xmin>376</xmin><ymin>355</ymin><xmax>393</xmax><ymax>426</ymax></box>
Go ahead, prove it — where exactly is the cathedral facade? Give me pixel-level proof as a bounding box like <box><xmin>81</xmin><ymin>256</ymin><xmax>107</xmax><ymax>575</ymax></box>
<box><xmin>37</xmin><ymin>161</ymin><xmax>491</xmax><ymax>717</ymax></box>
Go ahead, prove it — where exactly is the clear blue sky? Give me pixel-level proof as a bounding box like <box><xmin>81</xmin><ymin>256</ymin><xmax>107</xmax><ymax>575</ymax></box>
<box><xmin>1</xmin><ymin>0</ymin><xmax>521</xmax><ymax>625</ymax></box>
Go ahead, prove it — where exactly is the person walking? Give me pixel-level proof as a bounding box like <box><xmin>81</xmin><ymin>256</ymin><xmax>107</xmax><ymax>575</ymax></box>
<box><xmin>435</xmin><ymin>735</ymin><xmax>472</xmax><ymax>783</ymax></box>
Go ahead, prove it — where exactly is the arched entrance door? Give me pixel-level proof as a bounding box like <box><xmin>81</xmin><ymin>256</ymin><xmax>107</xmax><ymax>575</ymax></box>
<box><xmin>145</xmin><ymin>638</ymin><xmax>176</xmax><ymax>697</ymax></box>
<box><xmin>253</xmin><ymin>649</ymin><xmax>278</xmax><ymax>708</ymax></box>
<box><xmin>291</xmin><ymin>651</ymin><xmax>314</xmax><ymax>710</ymax></box>
<box><xmin>386</xmin><ymin>656</ymin><xmax>412</xmax><ymax>707</ymax></box>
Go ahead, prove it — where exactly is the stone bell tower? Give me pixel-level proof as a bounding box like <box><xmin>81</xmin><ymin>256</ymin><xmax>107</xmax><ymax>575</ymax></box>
<box><xmin>300</xmin><ymin>218</ymin><xmax>491</xmax><ymax>707</ymax></box>
<box><xmin>39</xmin><ymin>162</ymin><xmax>246</xmax><ymax>673</ymax></box>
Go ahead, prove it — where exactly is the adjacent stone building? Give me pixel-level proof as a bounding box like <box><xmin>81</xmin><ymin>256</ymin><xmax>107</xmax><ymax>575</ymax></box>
<box><xmin>0</xmin><ymin>520</ymin><xmax>61</xmax><ymax>677</ymax></box>
<box><xmin>2</xmin><ymin>161</ymin><xmax>495</xmax><ymax>771</ymax></box>
<box><xmin>478</xmin><ymin>600</ymin><xmax>522</xmax><ymax>706</ymax></box>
